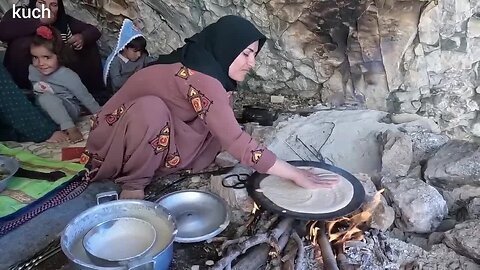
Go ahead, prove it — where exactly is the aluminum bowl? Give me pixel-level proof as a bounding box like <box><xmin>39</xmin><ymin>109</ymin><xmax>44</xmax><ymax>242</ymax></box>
<box><xmin>156</xmin><ymin>190</ymin><xmax>230</xmax><ymax>243</ymax></box>
<box><xmin>0</xmin><ymin>155</ymin><xmax>20</xmax><ymax>192</ymax></box>
<box><xmin>83</xmin><ymin>217</ymin><xmax>157</xmax><ymax>262</ymax></box>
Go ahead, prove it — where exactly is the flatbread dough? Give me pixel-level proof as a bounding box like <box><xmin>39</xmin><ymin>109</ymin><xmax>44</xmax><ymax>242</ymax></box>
<box><xmin>259</xmin><ymin>167</ymin><xmax>354</xmax><ymax>214</ymax></box>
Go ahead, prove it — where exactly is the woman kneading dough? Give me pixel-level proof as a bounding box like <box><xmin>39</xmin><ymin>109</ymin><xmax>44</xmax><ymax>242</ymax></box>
<box><xmin>83</xmin><ymin>15</ymin><xmax>340</xmax><ymax>199</ymax></box>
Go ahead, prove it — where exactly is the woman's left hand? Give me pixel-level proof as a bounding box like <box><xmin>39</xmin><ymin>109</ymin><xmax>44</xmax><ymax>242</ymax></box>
<box><xmin>67</xmin><ymin>34</ymin><xmax>84</xmax><ymax>50</ymax></box>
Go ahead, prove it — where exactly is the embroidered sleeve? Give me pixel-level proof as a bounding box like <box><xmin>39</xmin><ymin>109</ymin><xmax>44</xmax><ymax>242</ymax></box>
<box><xmin>182</xmin><ymin>68</ymin><xmax>276</xmax><ymax>173</ymax></box>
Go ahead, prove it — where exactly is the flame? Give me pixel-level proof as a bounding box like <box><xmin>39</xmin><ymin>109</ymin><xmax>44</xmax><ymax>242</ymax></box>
<box><xmin>309</xmin><ymin>221</ymin><xmax>320</xmax><ymax>244</ymax></box>
<box><xmin>252</xmin><ymin>202</ymin><xmax>260</xmax><ymax>214</ymax></box>
<box><xmin>326</xmin><ymin>189</ymin><xmax>384</xmax><ymax>249</ymax></box>
<box><xmin>306</xmin><ymin>221</ymin><xmax>323</xmax><ymax>261</ymax></box>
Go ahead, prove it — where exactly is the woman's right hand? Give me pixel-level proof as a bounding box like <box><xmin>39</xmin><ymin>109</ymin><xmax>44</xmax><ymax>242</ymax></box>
<box><xmin>266</xmin><ymin>159</ymin><xmax>340</xmax><ymax>189</ymax></box>
<box><xmin>290</xmin><ymin>168</ymin><xmax>339</xmax><ymax>189</ymax></box>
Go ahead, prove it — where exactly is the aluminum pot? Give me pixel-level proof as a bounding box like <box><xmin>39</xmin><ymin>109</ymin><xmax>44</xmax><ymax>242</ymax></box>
<box><xmin>61</xmin><ymin>192</ymin><xmax>177</xmax><ymax>270</ymax></box>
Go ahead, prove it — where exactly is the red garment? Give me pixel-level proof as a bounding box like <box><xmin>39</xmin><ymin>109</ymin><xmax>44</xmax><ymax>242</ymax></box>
<box><xmin>0</xmin><ymin>8</ymin><xmax>105</xmax><ymax>96</ymax></box>
<box><xmin>85</xmin><ymin>63</ymin><xmax>276</xmax><ymax>190</ymax></box>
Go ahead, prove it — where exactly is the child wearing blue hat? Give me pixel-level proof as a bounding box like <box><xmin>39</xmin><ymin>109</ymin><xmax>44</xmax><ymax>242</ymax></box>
<box><xmin>104</xmin><ymin>19</ymin><xmax>155</xmax><ymax>93</ymax></box>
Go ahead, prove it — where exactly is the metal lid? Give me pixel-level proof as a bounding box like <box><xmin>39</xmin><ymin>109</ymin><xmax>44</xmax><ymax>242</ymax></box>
<box><xmin>156</xmin><ymin>190</ymin><xmax>230</xmax><ymax>243</ymax></box>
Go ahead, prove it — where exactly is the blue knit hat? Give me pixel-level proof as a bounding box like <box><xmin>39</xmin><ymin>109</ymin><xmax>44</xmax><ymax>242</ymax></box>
<box><xmin>103</xmin><ymin>19</ymin><xmax>145</xmax><ymax>84</ymax></box>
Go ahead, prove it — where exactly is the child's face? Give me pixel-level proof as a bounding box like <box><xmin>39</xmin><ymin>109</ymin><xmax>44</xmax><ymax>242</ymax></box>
<box><xmin>123</xmin><ymin>48</ymin><xmax>143</xmax><ymax>62</ymax></box>
<box><xmin>31</xmin><ymin>45</ymin><xmax>60</xmax><ymax>76</ymax></box>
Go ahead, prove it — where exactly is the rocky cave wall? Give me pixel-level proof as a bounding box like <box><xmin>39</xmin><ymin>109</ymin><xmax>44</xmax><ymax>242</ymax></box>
<box><xmin>2</xmin><ymin>0</ymin><xmax>480</xmax><ymax>140</ymax></box>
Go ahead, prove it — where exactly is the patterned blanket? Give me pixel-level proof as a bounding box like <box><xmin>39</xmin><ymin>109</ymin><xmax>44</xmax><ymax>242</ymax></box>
<box><xmin>1</xmin><ymin>116</ymin><xmax>91</xmax><ymax>162</ymax></box>
<box><xmin>0</xmin><ymin>144</ymin><xmax>84</xmax><ymax>218</ymax></box>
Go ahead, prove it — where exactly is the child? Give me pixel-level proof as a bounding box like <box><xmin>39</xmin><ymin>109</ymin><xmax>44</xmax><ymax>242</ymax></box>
<box><xmin>29</xmin><ymin>25</ymin><xmax>101</xmax><ymax>143</ymax></box>
<box><xmin>103</xmin><ymin>19</ymin><xmax>156</xmax><ymax>93</ymax></box>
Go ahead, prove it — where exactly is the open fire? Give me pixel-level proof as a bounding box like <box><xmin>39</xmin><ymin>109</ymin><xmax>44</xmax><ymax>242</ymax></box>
<box><xmin>307</xmin><ymin>189</ymin><xmax>384</xmax><ymax>268</ymax></box>
<box><xmin>212</xmin><ymin>190</ymin><xmax>384</xmax><ymax>269</ymax></box>
<box><xmin>329</xmin><ymin>189</ymin><xmax>384</xmax><ymax>245</ymax></box>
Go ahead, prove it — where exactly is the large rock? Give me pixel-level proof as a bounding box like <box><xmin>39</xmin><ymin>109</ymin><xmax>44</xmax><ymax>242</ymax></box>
<box><xmin>266</xmin><ymin>110</ymin><xmax>399</xmax><ymax>175</ymax></box>
<box><xmin>406</xmin><ymin>129</ymin><xmax>450</xmax><ymax>166</ymax></box>
<box><xmin>378</xmin><ymin>130</ymin><xmax>413</xmax><ymax>178</ymax></box>
<box><xmin>21</xmin><ymin>0</ymin><xmax>480</xmax><ymax>139</ymax></box>
<box><xmin>416</xmin><ymin>244</ymin><xmax>479</xmax><ymax>270</ymax></box>
<box><xmin>356</xmin><ymin>173</ymin><xmax>395</xmax><ymax>231</ymax></box>
<box><xmin>467</xmin><ymin>197</ymin><xmax>480</xmax><ymax>219</ymax></box>
<box><xmin>441</xmin><ymin>185</ymin><xmax>480</xmax><ymax>213</ymax></box>
<box><xmin>444</xmin><ymin>220</ymin><xmax>480</xmax><ymax>263</ymax></box>
<box><xmin>382</xmin><ymin>113</ymin><xmax>450</xmax><ymax>169</ymax></box>
<box><xmin>425</xmin><ymin>140</ymin><xmax>480</xmax><ymax>190</ymax></box>
<box><xmin>383</xmin><ymin>177</ymin><xmax>448</xmax><ymax>233</ymax></box>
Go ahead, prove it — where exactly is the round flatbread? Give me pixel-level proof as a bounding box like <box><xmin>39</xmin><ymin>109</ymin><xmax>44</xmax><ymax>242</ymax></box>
<box><xmin>259</xmin><ymin>167</ymin><xmax>354</xmax><ymax>214</ymax></box>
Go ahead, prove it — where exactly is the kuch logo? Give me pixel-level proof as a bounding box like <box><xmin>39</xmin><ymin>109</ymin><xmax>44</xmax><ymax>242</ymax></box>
<box><xmin>12</xmin><ymin>4</ymin><xmax>51</xmax><ymax>19</ymax></box>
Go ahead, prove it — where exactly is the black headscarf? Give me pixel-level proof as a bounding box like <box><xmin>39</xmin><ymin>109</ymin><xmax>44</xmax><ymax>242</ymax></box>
<box><xmin>28</xmin><ymin>0</ymin><xmax>72</xmax><ymax>41</ymax></box>
<box><xmin>152</xmin><ymin>15</ymin><xmax>266</xmax><ymax>91</ymax></box>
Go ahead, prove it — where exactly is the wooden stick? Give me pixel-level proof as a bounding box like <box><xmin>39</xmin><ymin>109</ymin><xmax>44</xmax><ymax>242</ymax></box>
<box><xmin>281</xmin><ymin>246</ymin><xmax>298</xmax><ymax>263</ymax></box>
<box><xmin>318</xmin><ymin>222</ymin><xmax>339</xmax><ymax>270</ymax></box>
<box><xmin>212</xmin><ymin>218</ymin><xmax>294</xmax><ymax>270</ymax></box>
<box><xmin>235</xmin><ymin>210</ymin><xmax>262</xmax><ymax>238</ymax></box>
<box><xmin>232</xmin><ymin>245</ymin><xmax>270</xmax><ymax>270</ymax></box>
<box><xmin>220</xmin><ymin>236</ymin><xmax>250</xmax><ymax>255</ymax></box>
<box><xmin>281</xmin><ymin>259</ymin><xmax>295</xmax><ymax>270</ymax></box>
<box><xmin>292</xmin><ymin>232</ymin><xmax>305</xmax><ymax>270</ymax></box>
<box><xmin>259</xmin><ymin>214</ymin><xmax>279</xmax><ymax>233</ymax></box>
<box><xmin>207</xmin><ymin>236</ymin><xmax>228</xmax><ymax>243</ymax></box>
<box><xmin>271</xmin><ymin>230</ymin><xmax>292</xmax><ymax>269</ymax></box>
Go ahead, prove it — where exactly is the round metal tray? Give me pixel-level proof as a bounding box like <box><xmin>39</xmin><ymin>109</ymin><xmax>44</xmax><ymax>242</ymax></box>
<box><xmin>246</xmin><ymin>160</ymin><xmax>366</xmax><ymax>220</ymax></box>
<box><xmin>156</xmin><ymin>190</ymin><xmax>230</xmax><ymax>243</ymax></box>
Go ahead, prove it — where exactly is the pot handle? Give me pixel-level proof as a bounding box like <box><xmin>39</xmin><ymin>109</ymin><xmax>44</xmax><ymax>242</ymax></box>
<box><xmin>126</xmin><ymin>260</ymin><xmax>155</xmax><ymax>270</ymax></box>
<box><xmin>96</xmin><ymin>191</ymin><xmax>119</xmax><ymax>205</ymax></box>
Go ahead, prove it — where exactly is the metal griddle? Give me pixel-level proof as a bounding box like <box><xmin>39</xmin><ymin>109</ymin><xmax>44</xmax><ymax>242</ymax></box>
<box><xmin>245</xmin><ymin>161</ymin><xmax>366</xmax><ymax>220</ymax></box>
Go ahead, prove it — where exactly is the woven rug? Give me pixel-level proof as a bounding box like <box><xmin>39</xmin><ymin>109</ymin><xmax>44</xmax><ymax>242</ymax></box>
<box><xmin>1</xmin><ymin>116</ymin><xmax>91</xmax><ymax>162</ymax></box>
<box><xmin>0</xmin><ymin>144</ymin><xmax>88</xmax><ymax>236</ymax></box>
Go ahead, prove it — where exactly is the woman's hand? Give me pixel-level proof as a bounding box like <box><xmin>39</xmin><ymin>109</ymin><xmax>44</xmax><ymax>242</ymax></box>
<box><xmin>67</xmin><ymin>34</ymin><xmax>84</xmax><ymax>50</ymax></box>
<box><xmin>291</xmin><ymin>168</ymin><xmax>339</xmax><ymax>189</ymax></box>
<box><xmin>266</xmin><ymin>159</ymin><xmax>339</xmax><ymax>189</ymax></box>
<box><xmin>120</xmin><ymin>189</ymin><xmax>145</xmax><ymax>200</ymax></box>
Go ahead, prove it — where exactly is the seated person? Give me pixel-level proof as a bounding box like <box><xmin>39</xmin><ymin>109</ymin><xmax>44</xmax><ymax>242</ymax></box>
<box><xmin>103</xmin><ymin>19</ymin><xmax>156</xmax><ymax>93</ymax></box>
<box><xmin>29</xmin><ymin>26</ymin><xmax>101</xmax><ymax>143</ymax></box>
<box><xmin>0</xmin><ymin>0</ymin><xmax>108</xmax><ymax>104</ymax></box>
<box><xmin>0</xmin><ymin>62</ymin><xmax>67</xmax><ymax>143</ymax></box>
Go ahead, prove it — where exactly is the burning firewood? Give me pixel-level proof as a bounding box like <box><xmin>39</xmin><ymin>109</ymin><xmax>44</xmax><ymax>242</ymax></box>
<box><xmin>212</xmin><ymin>188</ymin><xmax>384</xmax><ymax>269</ymax></box>
<box><xmin>211</xmin><ymin>218</ymin><xmax>294</xmax><ymax>270</ymax></box>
